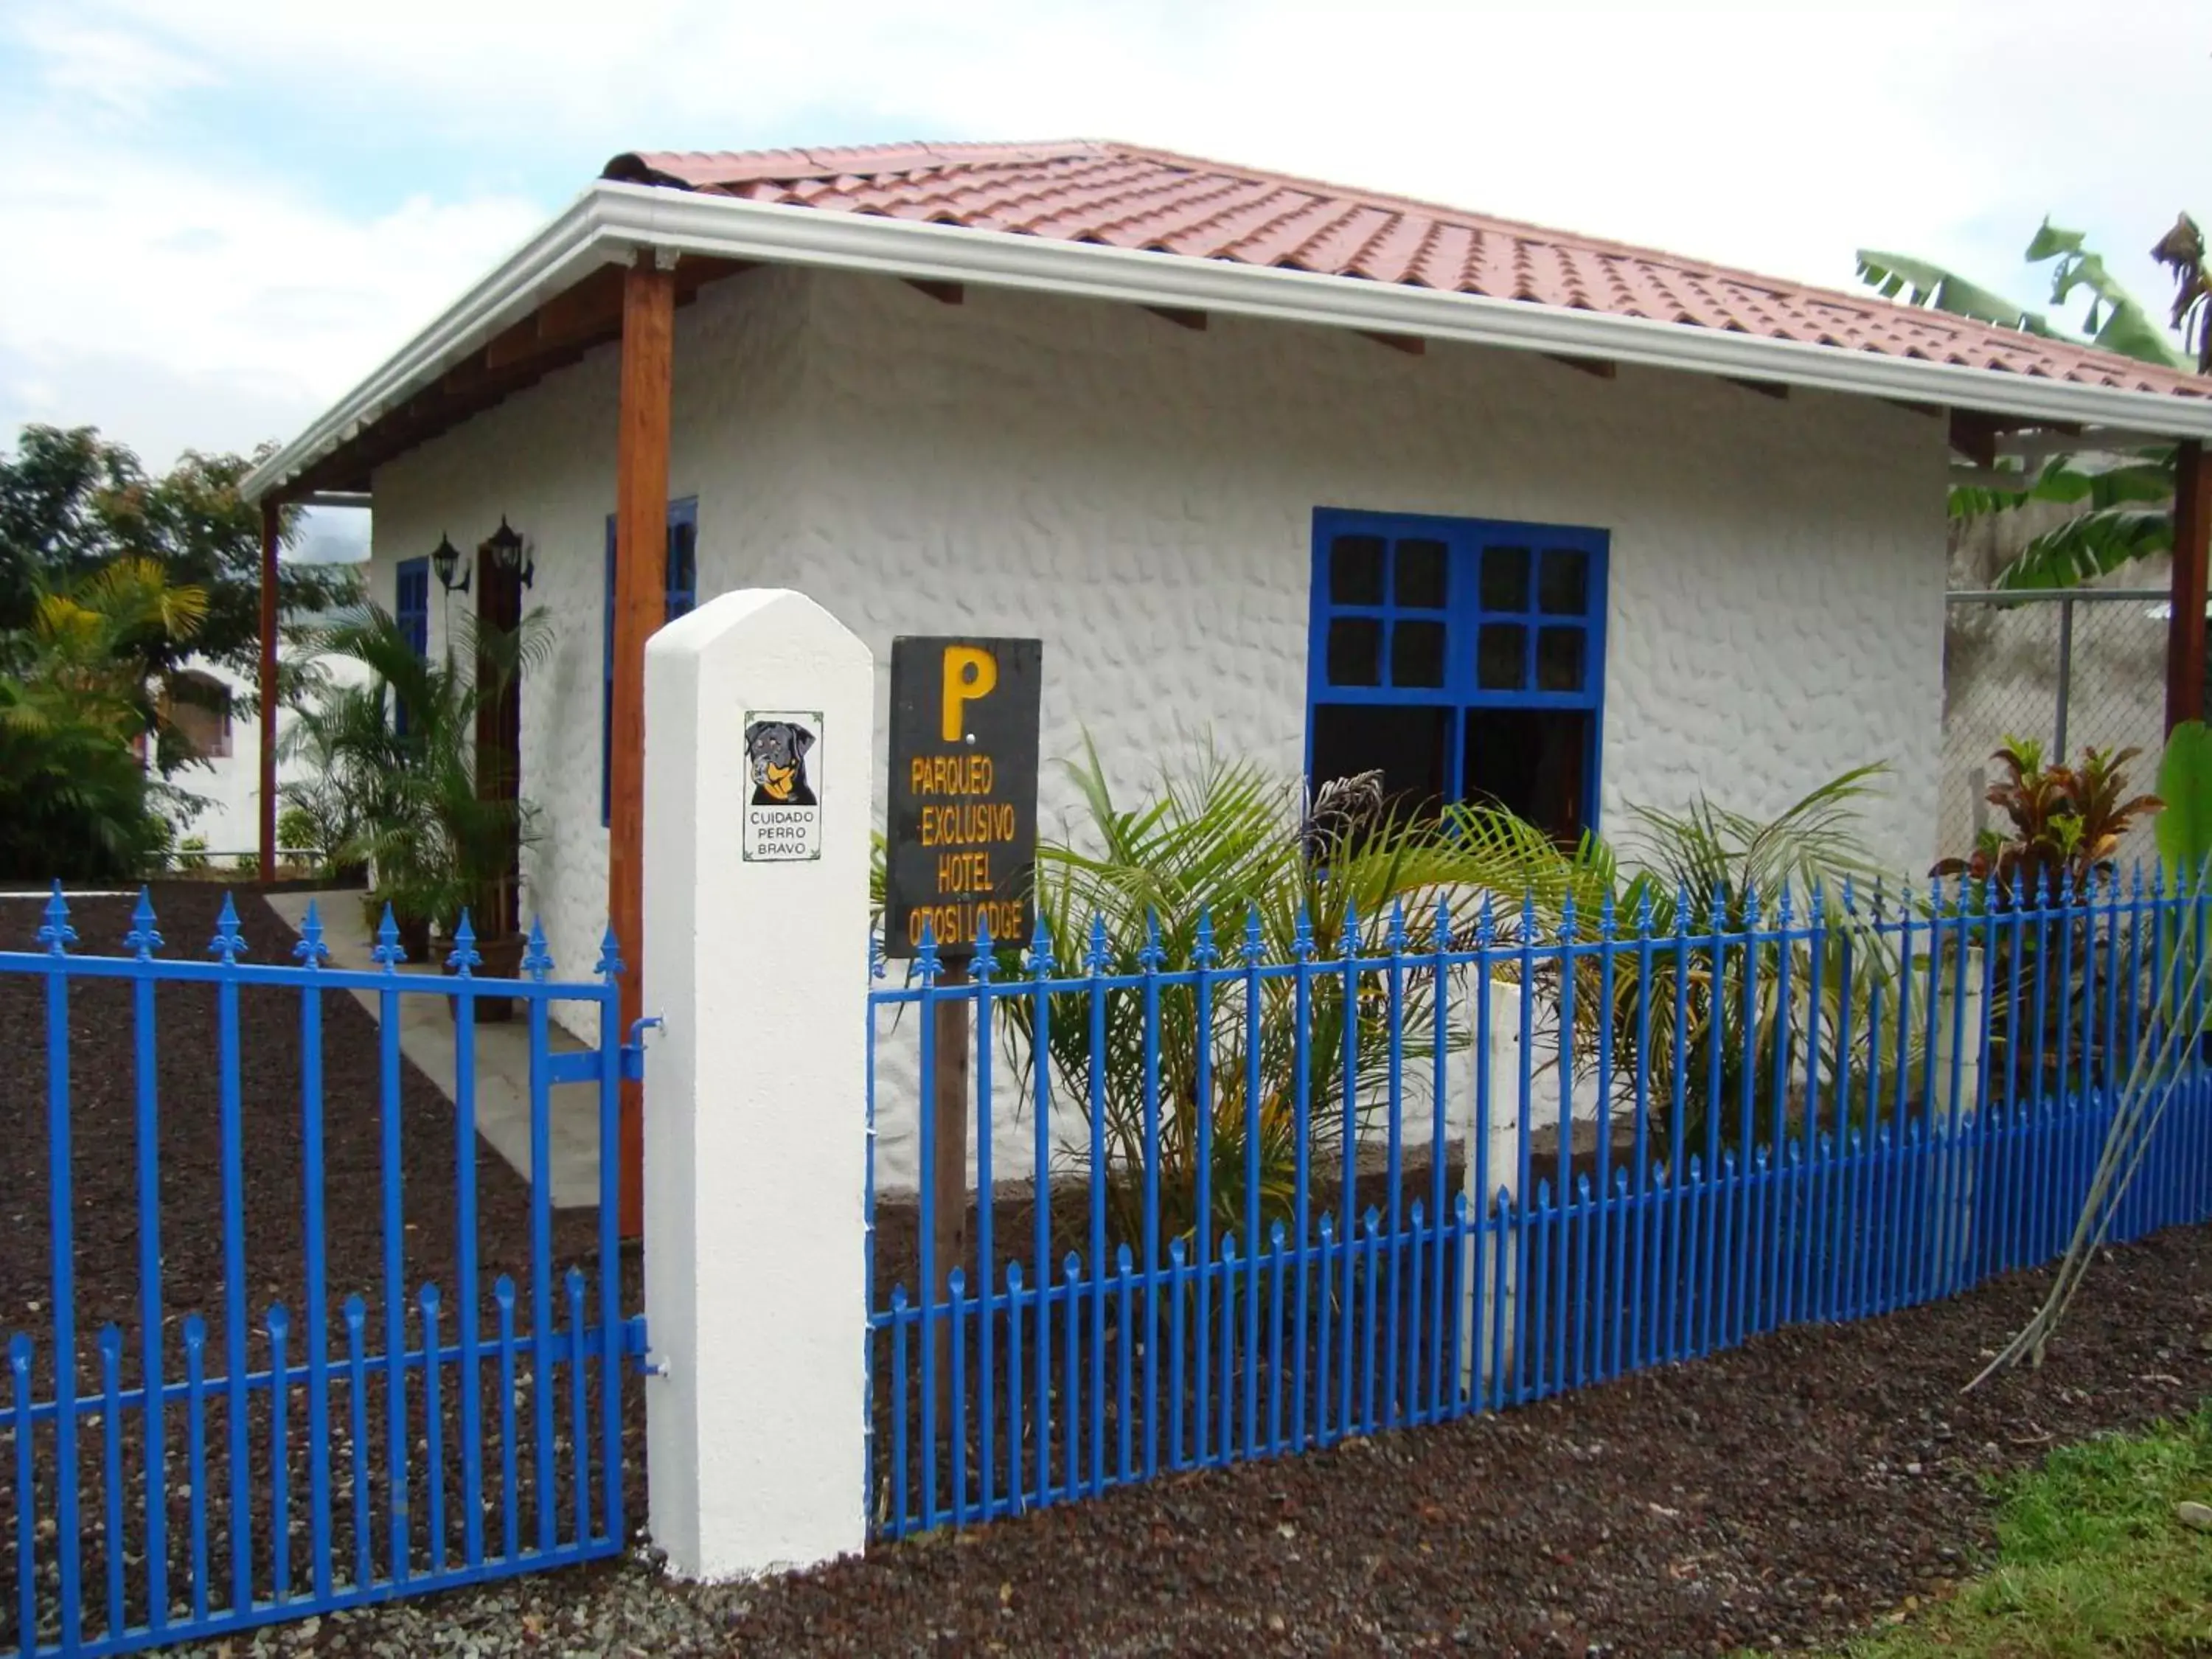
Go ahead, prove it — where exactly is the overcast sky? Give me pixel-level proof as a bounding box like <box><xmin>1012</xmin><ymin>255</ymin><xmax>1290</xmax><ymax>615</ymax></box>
<box><xmin>3</xmin><ymin>0</ymin><xmax>2205</xmax><ymax>486</ymax></box>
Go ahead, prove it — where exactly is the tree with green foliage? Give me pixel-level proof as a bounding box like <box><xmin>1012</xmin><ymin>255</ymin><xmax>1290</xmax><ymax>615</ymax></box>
<box><xmin>0</xmin><ymin>557</ymin><xmax>209</xmax><ymax>879</ymax></box>
<box><xmin>0</xmin><ymin>423</ymin><xmax>357</xmax><ymax>773</ymax></box>
<box><xmin>1857</xmin><ymin>216</ymin><xmax>2208</xmax><ymax>590</ymax></box>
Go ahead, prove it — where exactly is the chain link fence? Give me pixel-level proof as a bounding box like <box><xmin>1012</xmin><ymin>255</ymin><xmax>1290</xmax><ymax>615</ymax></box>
<box><xmin>1940</xmin><ymin>588</ymin><xmax>2168</xmax><ymax>875</ymax></box>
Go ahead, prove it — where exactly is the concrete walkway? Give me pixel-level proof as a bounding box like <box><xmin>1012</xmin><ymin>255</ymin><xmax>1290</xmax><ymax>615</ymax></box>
<box><xmin>261</xmin><ymin>891</ymin><xmax>602</xmax><ymax>1208</ymax></box>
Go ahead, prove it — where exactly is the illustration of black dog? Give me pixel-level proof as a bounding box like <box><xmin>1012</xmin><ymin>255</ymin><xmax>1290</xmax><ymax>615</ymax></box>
<box><xmin>745</xmin><ymin>720</ymin><xmax>817</xmax><ymax>806</ymax></box>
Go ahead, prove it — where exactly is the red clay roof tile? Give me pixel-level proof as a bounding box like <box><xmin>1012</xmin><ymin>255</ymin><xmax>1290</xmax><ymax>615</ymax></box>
<box><xmin>601</xmin><ymin>139</ymin><xmax>2210</xmax><ymax>403</ymax></box>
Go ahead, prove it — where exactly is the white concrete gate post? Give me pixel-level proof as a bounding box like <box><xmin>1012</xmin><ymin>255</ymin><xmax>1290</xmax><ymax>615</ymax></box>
<box><xmin>641</xmin><ymin>588</ymin><xmax>874</xmax><ymax>1580</ymax></box>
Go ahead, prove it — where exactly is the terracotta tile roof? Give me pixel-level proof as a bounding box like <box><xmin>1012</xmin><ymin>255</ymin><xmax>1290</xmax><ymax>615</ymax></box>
<box><xmin>602</xmin><ymin>139</ymin><xmax>2210</xmax><ymax>404</ymax></box>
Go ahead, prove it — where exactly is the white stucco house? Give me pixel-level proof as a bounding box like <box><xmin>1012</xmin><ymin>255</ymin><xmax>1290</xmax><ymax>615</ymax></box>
<box><xmin>153</xmin><ymin>647</ymin><xmax>368</xmax><ymax>863</ymax></box>
<box><xmin>239</xmin><ymin>139</ymin><xmax>2212</xmax><ymax>1060</ymax></box>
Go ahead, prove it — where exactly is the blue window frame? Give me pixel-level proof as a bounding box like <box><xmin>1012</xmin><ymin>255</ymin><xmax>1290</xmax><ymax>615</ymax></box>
<box><xmin>393</xmin><ymin>556</ymin><xmax>430</xmax><ymax>737</ymax></box>
<box><xmin>602</xmin><ymin>497</ymin><xmax>700</xmax><ymax>824</ymax></box>
<box><xmin>1304</xmin><ymin>508</ymin><xmax>1607</xmax><ymax>840</ymax></box>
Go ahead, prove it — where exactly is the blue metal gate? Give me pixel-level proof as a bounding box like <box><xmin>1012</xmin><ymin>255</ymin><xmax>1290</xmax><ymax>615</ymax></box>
<box><xmin>1</xmin><ymin>888</ymin><xmax>645</xmax><ymax>1657</ymax></box>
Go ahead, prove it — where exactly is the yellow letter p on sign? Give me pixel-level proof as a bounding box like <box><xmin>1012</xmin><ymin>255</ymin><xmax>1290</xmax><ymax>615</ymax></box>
<box><xmin>940</xmin><ymin>644</ymin><xmax>997</xmax><ymax>742</ymax></box>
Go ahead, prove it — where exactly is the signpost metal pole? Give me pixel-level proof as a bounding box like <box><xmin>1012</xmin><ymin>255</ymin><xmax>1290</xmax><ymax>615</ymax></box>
<box><xmin>932</xmin><ymin>962</ymin><xmax>970</xmax><ymax>1433</ymax></box>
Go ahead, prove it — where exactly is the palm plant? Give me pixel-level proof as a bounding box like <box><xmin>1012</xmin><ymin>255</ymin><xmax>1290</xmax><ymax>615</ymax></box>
<box><xmin>1863</xmin><ymin>222</ymin><xmax>2195</xmax><ymax>590</ymax></box>
<box><xmin>1858</xmin><ymin>215</ymin><xmax>2206</xmax><ymax>591</ymax></box>
<box><xmin>1567</xmin><ymin>767</ymin><xmax>1902</xmax><ymax>1161</ymax></box>
<box><xmin>286</xmin><ymin>603</ymin><xmax>550</xmax><ymax>959</ymax></box>
<box><xmin>0</xmin><ymin>557</ymin><xmax>209</xmax><ymax>879</ymax></box>
<box><xmin>1001</xmin><ymin>740</ymin><xmax>1608</xmax><ymax>1248</ymax></box>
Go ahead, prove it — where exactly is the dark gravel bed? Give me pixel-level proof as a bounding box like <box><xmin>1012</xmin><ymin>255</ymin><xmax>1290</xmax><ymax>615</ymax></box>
<box><xmin>217</xmin><ymin>1220</ymin><xmax>2212</xmax><ymax>1656</ymax></box>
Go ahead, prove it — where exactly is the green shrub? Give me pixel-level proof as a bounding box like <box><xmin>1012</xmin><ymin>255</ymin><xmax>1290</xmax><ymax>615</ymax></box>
<box><xmin>275</xmin><ymin>804</ymin><xmax>317</xmax><ymax>860</ymax></box>
<box><xmin>175</xmin><ymin>835</ymin><xmax>209</xmax><ymax>872</ymax></box>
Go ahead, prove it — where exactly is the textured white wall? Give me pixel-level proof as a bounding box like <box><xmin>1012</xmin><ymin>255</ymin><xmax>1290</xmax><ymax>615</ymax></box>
<box><xmin>159</xmin><ymin>652</ymin><xmax>368</xmax><ymax>861</ymax></box>
<box><xmin>791</xmin><ymin>270</ymin><xmax>1947</xmax><ymax>866</ymax></box>
<box><xmin>366</xmin><ymin>268</ymin><xmax>817</xmax><ymax>1025</ymax></box>
<box><xmin>365</xmin><ymin>261</ymin><xmax>1949</xmax><ymax>1178</ymax></box>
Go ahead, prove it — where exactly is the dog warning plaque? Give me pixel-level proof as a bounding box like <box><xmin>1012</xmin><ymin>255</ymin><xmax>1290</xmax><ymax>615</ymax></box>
<box><xmin>741</xmin><ymin>710</ymin><xmax>824</xmax><ymax>863</ymax></box>
<box><xmin>885</xmin><ymin>637</ymin><xmax>1042</xmax><ymax>959</ymax></box>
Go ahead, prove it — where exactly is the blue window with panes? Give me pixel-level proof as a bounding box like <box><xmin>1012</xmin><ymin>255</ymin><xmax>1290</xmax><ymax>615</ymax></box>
<box><xmin>602</xmin><ymin>498</ymin><xmax>699</xmax><ymax>824</ymax></box>
<box><xmin>393</xmin><ymin>555</ymin><xmax>430</xmax><ymax>737</ymax></box>
<box><xmin>1305</xmin><ymin>508</ymin><xmax>1607</xmax><ymax>841</ymax></box>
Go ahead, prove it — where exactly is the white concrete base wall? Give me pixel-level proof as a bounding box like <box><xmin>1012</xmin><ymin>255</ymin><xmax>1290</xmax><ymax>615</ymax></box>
<box><xmin>366</xmin><ymin>262</ymin><xmax>1948</xmax><ymax>1182</ymax></box>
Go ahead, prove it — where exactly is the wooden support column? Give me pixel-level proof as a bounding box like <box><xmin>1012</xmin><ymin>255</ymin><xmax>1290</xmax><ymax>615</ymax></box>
<box><xmin>611</xmin><ymin>254</ymin><xmax>676</xmax><ymax>1239</ymax></box>
<box><xmin>257</xmin><ymin>498</ymin><xmax>281</xmax><ymax>884</ymax></box>
<box><xmin>2169</xmin><ymin>439</ymin><xmax>2212</xmax><ymax>733</ymax></box>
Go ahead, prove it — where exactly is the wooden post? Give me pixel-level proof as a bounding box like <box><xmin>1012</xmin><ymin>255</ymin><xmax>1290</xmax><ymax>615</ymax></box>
<box><xmin>611</xmin><ymin>253</ymin><xmax>676</xmax><ymax>1239</ymax></box>
<box><xmin>2170</xmin><ymin>439</ymin><xmax>2212</xmax><ymax>734</ymax></box>
<box><xmin>931</xmin><ymin>961</ymin><xmax>970</xmax><ymax>1422</ymax></box>
<box><xmin>257</xmin><ymin>498</ymin><xmax>281</xmax><ymax>885</ymax></box>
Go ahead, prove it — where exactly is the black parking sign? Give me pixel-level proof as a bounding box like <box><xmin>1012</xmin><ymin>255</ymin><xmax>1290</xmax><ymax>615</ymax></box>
<box><xmin>885</xmin><ymin>637</ymin><xmax>1042</xmax><ymax>959</ymax></box>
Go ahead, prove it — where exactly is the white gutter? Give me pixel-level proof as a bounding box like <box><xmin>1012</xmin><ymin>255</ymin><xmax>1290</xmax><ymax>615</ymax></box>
<box><xmin>243</xmin><ymin>179</ymin><xmax>2212</xmax><ymax>501</ymax></box>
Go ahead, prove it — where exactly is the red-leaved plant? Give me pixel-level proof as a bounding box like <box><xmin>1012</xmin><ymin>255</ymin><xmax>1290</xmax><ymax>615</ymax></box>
<box><xmin>1933</xmin><ymin>738</ymin><xmax>2161</xmax><ymax>899</ymax></box>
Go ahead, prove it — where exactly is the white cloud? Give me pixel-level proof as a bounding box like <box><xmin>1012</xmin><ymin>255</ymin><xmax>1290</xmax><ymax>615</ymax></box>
<box><xmin>4</xmin><ymin>0</ymin><xmax>2206</xmax><ymax>467</ymax></box>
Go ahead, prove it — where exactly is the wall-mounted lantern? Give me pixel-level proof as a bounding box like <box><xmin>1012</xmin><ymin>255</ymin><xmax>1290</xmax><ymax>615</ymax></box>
<box><xmin>431</xmin><ymin>532</ymin><xmax>470</xmax><ymax>594</ymax></box>
<box><xmin>481</xmin><ymin>515</ymin><xmax>535</xmax><ymax>589</ymax></box>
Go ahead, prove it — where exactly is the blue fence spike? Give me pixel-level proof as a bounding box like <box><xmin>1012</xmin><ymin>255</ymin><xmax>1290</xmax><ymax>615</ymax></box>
<box><xmin>207</xmin><ymin>892</ymin><xmax>246</xmax><ymax>964</ymax></box>
<box><xmin>594</xmin><ymin>923</ymin><xmax>626</xmax><ymax>981</ymax></box>
<box><xmin>1431</xmin><ymin>895</ymin><xmax>1452</xmax><ymax>954</ymax></box>
<box><xmin>1194</xmin><ymin>907</ymin><xmax>1220</xmax><ymax>967</ymax></box>
<box><xmin>1024</xmin><ymin>911</ymin><xmax>1055</xmax><ymax>978</ymax></box>
<box><xmin>1707</xmin><ymin>883</ymin><xmax>1727</xmax><ymax>933</ymax></box>
<box><xmin>522</xmin><ymin>917</ymin><xmax>554</xmax><ymax>981</ymax></box>
<box><xmin>1598</xmin><ymin>888</ymin><xmax>1617</xmax><ymax>939</ymax></box>
<box><xmin>38</xmin><ymin>880</ymin><xmax>76</xmax><ymax>955</ymax></box>
<box><xmin>1741</xmin><ymin>880</ymin><xmax>1761</xmax><ymax>929</ymax></box>
<box><xmin>1840</xmin><ymin>872</ymin><xmax>1857</xmax><ymax>914</ymax></box>
<box><xmin>1136</xmin><ymin>911</ymin><xmax>1162</xmax><ymax>973</ymax></box>
<box><xmin>1386</xmin><ymin>901</ymin><xmax>1410</xmax><ymax>954</ymax></box>
<box><xmin>1243</xmin><ymin>905</ymin><xmax>1267</xmax><ymax>966</ymax></box>
<box><xmin>916</xmin><ymin>918</ymin><xmax>942</xmax><ymax>981</ymax></box>
<box><xmin>1518</xmin><ymin>888</ymin><xmax>1537</xmax><ymax>945</ymax></box>
<box><xmin>293</xmin><ymin>900</ymin><xmax>330</xmax><ymax>967</ymax></box>
<box><xmin>1084</xmin><ymin>913</ymin><xmax>1111</xmax><ymax>974</ymax></box>
<box><xmin>973</xmin><ymin>914</ymin><xmax>999</xmax><ymax>981</ymax></box>
<box><xmin>1927</xmin><ymin>871</ymin><xmax>1945</xmax><ymax>913</ymax></box>
<box><xmin>372</xmin><ymin>904</ymin><xmax>406</xmax><ymax>969</ymax></box>
<box><xmin>1292</xmin><ymin>905</ymin><xmax>1315</xmax><ymax>959</ymax></box>
<box><xmin>1559</xmin><ymin>892</ymin><xmax>1579</xmax><ymax>942</ymax></box>
<box><xmin>1775</xmin><ymin>884</ymin><xmax>1794</xmax><ymax>929</ymax></box>
<box><xmin>1341</xmin><ymin>895</ymin><xmax>1361</xmax><ymax>954</ymax></box>
<box><xmin>1475</xmin><ymin>892</ymin><xmax>1496</xmax><ymax>947</ymax></box>
<box><xmin>125</xmin><ymin>886</ymin><xmax>162</xmax><ymax>959</ymax></box>
<box><xmin>448</xmin><ymin>911</ymin><xmax>481</xmax><ymax>975</ymax></box>
<box><xmin>1632</xmin><ymin>883</ymin><xmax>1654</xmax><ymax>936</ymax></box>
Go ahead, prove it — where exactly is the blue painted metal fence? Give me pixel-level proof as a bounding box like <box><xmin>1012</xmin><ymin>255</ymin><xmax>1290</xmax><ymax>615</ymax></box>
<box><xmin>865</xmin><ymin>870</ymin><xmax>2212</xmax><ymax>1538</ymax></box>
<box><xmin>1</xmin><ymin>889</ymin><xmax>641</xmax><ymax>1658</ymax></box>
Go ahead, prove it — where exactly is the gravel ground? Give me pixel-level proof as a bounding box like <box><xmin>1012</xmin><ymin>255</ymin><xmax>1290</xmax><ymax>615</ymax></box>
<box><xmin>198</xmin><ymin>1227</ymin><xmax>2211</xmax><ymax>1658</ymax></box>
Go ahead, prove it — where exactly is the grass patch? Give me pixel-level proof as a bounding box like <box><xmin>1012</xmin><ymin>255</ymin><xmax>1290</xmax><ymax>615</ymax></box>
<box><xmin>1843</xmin><ymin>1404</ymin><xmax>2212</xmax><ymax>1657</ymax></box>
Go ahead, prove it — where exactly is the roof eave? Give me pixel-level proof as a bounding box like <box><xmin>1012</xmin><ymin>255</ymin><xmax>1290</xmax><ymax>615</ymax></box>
<box><xmin>243</xmin><ymin>180</ymin><xmax>2212</xmax><ymax>502</ymax></box>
